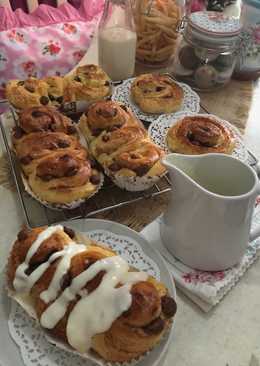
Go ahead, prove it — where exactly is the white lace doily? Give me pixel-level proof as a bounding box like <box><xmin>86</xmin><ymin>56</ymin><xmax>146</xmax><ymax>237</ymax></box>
<box><xmin>8</xmin><ymin>230</ymin><xmax>161</xmax><ymax>366</ymax></box>
<box><xmin>112</xmin><ymin>78</ymin><xmax>200</xmax><ymax>123</ymax></box>
<box><xmin>148</xmin><ymin>112</ymin><xmax>249</xmax><ymax>163</ymax></box>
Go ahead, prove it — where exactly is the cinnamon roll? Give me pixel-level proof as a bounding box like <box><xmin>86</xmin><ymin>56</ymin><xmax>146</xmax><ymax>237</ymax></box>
<box><xmin>6</xmin><ymin>78</ymin><xmax>50</xmax><ymax>110</ymax></box>
<box><xmin>7</xmin><ymin>225</ymin><xmax>176</xmax><ymax>362</ymax></box>
<box><xmin>105</xmin><ymin>140</ymin><xmax>165</xmax><ymax>179</ymax></box>
<box><xmin>66</xmin><ymin>64</ymin><xmax>111</xmax><ymax>102</ymax></box>
<box><xmin>131</xmin><ymin>74</ymin><xmax>184</xmax><ymax>114</ymax></box>
<box><xmin>80</xmin><ymin>100</ymin><xmax>166</xmax><ymax>191</ymax></box>
<box><xmin>27</xmin><ymin>149</ymin><xmax>102</xmax><ymax>204</ymax></box>
<box><xmin>166</xmin><ymin>115</ymin><xmax>235</xmax><ymax>154</ymax></box>
<box><xmin>79</xmin><ymin>100</ymin><xmax>139</xmax><ymax>143</ymax></box>
<box><xmin>17</xmin><ymin>106</ymin><xmax>77</xmax><ymax>136</ymax></box>
<box><xmin>13</xmin><ymin>132</ymin><xmax>81</xmax><ymax>176</ymax></box>
<box><xmin>44</xmin><ymin>76</ymin><xmax>70</xmax><ymax>107</ymax></box>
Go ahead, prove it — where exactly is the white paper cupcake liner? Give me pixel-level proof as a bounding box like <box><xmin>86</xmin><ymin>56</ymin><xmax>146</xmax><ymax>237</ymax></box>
<box><xmin>21</xmin><ymin>172</ymin><xmax>104</xmax><ymax>211</ymax></box>
<box><xmin>105</xmin><ymin>168</ymin><xmax>166</xmax><ymax>192</ymax></box>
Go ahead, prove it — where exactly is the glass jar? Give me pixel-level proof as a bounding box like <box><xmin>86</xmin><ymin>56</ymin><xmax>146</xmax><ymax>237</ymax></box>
<box><xmin>98</xmin><ymin>0</ymin><xmax>137</xmax><ymax>81</ymax></box>
<box><xmin>133</xmin><ymin>0</ymin><xmax>184</xmax><ymax>67</ymax></box>
<box><xmin>173</xmin><ymin>11</ymin><xmax>242</xmax><ymax>91</ymax></box>
<box><xmin>234</xmin><ymin>0</ymin><xmax>260</xmax><ymax>80</ymax></box>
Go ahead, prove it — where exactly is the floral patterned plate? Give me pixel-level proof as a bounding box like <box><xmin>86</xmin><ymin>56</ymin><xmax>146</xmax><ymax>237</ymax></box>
<box><xmin>148</xmin><ymin>111</ymin><xmax>249</xmax><ymax>163</ymax></box>
<box><xmin>112</xmin><ymin>77</ymin><xmax>200</xmax><ymax>123</ymax></box>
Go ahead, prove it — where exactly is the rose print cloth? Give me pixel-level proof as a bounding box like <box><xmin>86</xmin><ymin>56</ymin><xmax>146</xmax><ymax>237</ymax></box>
<box><xmin>0</xmin><ymin>0</ymin><xmax>104</xmax><ymax>101</ymax></box>
<box><xmin>141</xmin><ymin>197</ymin><xmax>260</xmax><ymax>312</ymax></box>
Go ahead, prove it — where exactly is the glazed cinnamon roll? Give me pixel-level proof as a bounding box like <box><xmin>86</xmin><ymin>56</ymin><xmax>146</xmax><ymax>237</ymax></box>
<box><xmin>13</xmin><ymin>132</ymin><xmax>81</xmax><ymax>176</ymax></box>
<box><xmin>79</xmin><ymin>100</ymin><xmax>139</xmax><ymax>143</ymax></box>
<box><xmin>66</xmin><ymin>64</ymin><xmax>111</xmax><ymax>102</ymax></box>
<box><xmin>6</xmin><ymin>78</ymin><xmax>50</xmax><ymax>110</ymax></box>
<box><xmin>131</xmin><ymin>74</ymin><xmax>184</xmax><ymax>114</ymax></box>
<box><xmin>28</xmin><ymin>149</ymin><xmax>102</xmax><ymax>204</ymax></box>
<box><xmin>17</xmin><ymin>106</ymin><xmax>77</xmax><ymax>136</ymax></box>
<box><xmin>7</xmin><ymin>225</ymin><xmax>176</xmax><ymax>362</ymax></box>
<box><xmin>166</xmin><ymin>115</ymin><xmax>235</xmax><ymax>154</ymax></box>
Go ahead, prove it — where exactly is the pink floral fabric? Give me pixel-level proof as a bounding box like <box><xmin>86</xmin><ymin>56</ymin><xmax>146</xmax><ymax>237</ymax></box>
<box><xmin>0</xmin><ymin>0</ymin><xmax>104</xmax><ymax>102</ymax></box>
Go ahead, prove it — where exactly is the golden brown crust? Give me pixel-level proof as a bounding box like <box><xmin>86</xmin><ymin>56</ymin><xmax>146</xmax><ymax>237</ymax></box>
<box><xmin>17</xmin><ymin>106</ymin><xmax>77</xmax><ymax>136</ymax></box>
<box><xmin>65</xmin><ymin>64</ymin><xmax>111</xmax><ymax>102</ymax></box>
<box><xmin>79</xmin><ymin>100</ymin><xmax>166</xmax><ymax>186</ymax></box>
<box><xmin>7</xmin><ymin>226</ymin><xmax>177</xmax><ymax>362</ymax></box>
<box><xmin>28</xmin><ymin>149</ymin><xmax>101</xmax><ymax>204</ymax></box>
<box><xmin>106</xmin><ymin>141</ymin><xmax>165</xmax><ymax>177</ymax></box>
<box><xmin>166</xmin><ymin>115</ymin><xmax>235</xmax><ymax>154</ymax></box>
<box><xmin>6</xmin><ymin>78</ymin><xmax>50</xmax><ymax>110</ymax></box>
<box><xmin>79</xmin><ymin>100</ymin><xmax>139</xmax><ymax>143</ymax></box>
<box><xmin>131</xmin><ymin>74</ymin><xmax>184</xmax><ymax>114</ymax></box>
<box><xmin>13</xmin><ymin>132</ymin><xmax>81</xmax><ymax>176</ymax></box>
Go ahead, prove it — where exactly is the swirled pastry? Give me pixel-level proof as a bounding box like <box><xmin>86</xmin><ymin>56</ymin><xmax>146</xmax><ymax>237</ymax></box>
<box><xmin>79</xmin><ymin>100</ymin><xmax>140</xmax><ymax>143</ymax></box>
<box><xmin>90</xmin><ymin>125</ymin><xmax>148</xmax><ymax>162</ymax></box>
<box><xmin>66</xmin><ymin>64</ymin><xmax>111</xmax><ymax>102</ymax></box>
<box><xmin>17</xmin><ymin>106</ymin><xmax>77</xmax><ymax>136</ymax></box>
<box><xmin>166</xmin><ymin>115</ymin><xmax>235</xmax><ymax>154</ymax></box>
<box><xmin>131</xmin><ymin>74</ymin><xmax>184</xmax><ymax>114</ymax></box>
<box><xmin>79</xmin><ymin>100</ymin><xmax>166</xmax><ymax>190</ymax></box>
<box><xmin>13</xmin><ymin>132</ymin><xmax>81</xmax><ymax>176</ymax></box>
<box><xmin>7</xmin><ymin>225</ymin><xmax>177</xmax><ymax>362</ymax></box>
<box><xmin>6</xmin><ymin>78</ymin><xmax>50</xmax><ymax>110</ymax></box>
<box><xmin>44</xmin><ymin>76</ymin><xmax>71</xmax><ymax>107</ymax></box>
<box><xmin>27</xmin><ymin>149</ymin><xmax>102</xmax><ymax>204</ymax></box>
<box><xmin>105</xmin><ymin>141</ymin><xmax>165</xmax><ymax>178</ymax></box>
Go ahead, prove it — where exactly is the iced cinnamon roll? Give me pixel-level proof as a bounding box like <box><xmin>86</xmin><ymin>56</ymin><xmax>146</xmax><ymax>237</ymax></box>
<box><xmin>131</xmin><ymin>74</ymin><xmax>184</xmax><ymax>114</ymax></box>
<box><xmin>66</xmin><ymin>64</ymin><xmax>111</xmax><ymax>102</ymax></box>
<box><xmin>166</xmin><ymin>115</ymin><xmax>235</xmax><ymax>154</ymax></box>
<box><xmin>7</xmin><ymin>225</ymin><xmax>176</xmax><ymax>362</ymax></box>
<box><xmin>13</xmin><ymin>132</ymin><xmax>81</xmax><ymax>176</ymax></box>
<box><xmin>17</xmin><ymin>106</ymin><xmax>77</xmax><ymax>136</ymax></box>
<box><xmin>79</xmin><ymin>100</ymin><xmax>139</xmax><ymax>143</ymax></box>
<box><xmin>27</xmin><ymin>149</ymin><xmax>102</xmax><ymax>205</ymax></box>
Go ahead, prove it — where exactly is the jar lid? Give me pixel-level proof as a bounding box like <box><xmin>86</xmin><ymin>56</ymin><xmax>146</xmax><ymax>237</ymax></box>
<box><xmin>188</xmin><ymin>11</ymin><xmax>241</xmax><ymax>38</ymax></box>
<box><xmin>243</xmin><ymin>0</ymin><xmax>260</xmax><ymax>8</ymax></box>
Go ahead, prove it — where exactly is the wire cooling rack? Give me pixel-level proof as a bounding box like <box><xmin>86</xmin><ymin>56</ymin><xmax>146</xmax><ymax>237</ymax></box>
<box><xmin>0</xmin><ymin>81</ymin><xmax>258</xmax><ymax>228</ymax></box>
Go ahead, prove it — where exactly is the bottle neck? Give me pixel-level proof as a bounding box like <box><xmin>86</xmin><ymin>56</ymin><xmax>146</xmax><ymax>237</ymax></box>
<box><xmin>100</xmin><ymin>0</ymin><xmax>135</xmax><ymax>31</ymax></box>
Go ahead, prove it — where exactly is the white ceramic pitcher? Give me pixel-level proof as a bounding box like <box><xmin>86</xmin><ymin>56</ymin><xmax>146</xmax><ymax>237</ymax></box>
<box><xmin>160</xmin><ymin>153</ymin><xmax>260</xmax><ymax>271</ymax></box>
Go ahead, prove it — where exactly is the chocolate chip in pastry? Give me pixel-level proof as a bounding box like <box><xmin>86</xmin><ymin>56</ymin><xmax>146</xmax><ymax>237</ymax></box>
<box><xmin>131</xmin><ymin>73</ymin><xmax>184</xmax><ymax>114</ymax></box>
<box><xmin>18</xmin><ymin>106</ymin><xmax>77</xmax><ymax>136</ymax></box>
<box><xmin>79</xmin><ymin>100</ymin><xmax>140</xmax><ymax>143</ymax></box>
<box><xmin>166</xmin><ymin>115</ymin><xmax>235</xmax><ymax>155</ymax></box>
<box><xmin>13</xmin><ymin>131</ymin><xmax>82</xmax><ymax>176</ymax></box>
<box><xmin>6</xmin><ymin>78</ymin><xmax>49</xmax><ymax>110</ymax></box>
<box><xmin>66</xmin><ymin>64</ymin><xmax>111</xmax><ymax>102</ymax></box>
<box><xmin>27</xmin><ymin>149</ymin><xmax>102</xmax><ymax>204</ymax></box>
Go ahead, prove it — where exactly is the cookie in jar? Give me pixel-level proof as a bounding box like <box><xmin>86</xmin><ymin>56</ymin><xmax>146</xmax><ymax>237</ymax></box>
<box><xmin>173</xmin><ymin>11</ymin><xmax>242</xmax><ymax>91</ymax></box>
<box><xmin>133</xmin><ymin>0</ymin><xmax>184</xmax><ymax>67</ymax></box>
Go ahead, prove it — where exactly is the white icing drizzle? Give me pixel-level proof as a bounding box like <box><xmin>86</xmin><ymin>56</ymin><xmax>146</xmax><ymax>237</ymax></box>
<box><xmin>12</xmin><ymin>225</ymin><xmax>148</xmax><ymax>355</ymax></box>
<box><xmin>40</xmin><ymin>243</ymin><xmax>86</xmax><ymax>303</ymax></box>
<box><xmin>40</xmin><ymin>256</ymin><xmax>147</xmax><ymax>353</ymax></box>
<box><xmin>14</xmin><ymin>225</ymin><xmax>64</xmax><ymax>292</ymax></box>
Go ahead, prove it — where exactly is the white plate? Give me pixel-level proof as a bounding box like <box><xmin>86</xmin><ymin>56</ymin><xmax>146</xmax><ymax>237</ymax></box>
<box><xmin>0</xmin><ymin>219</ymin><xmax>176</xmax><ymax>366</ymax></box>
<box><xmin>112</xmin><ymin>77</ymin><xmax>200</xmax><ymax>123</ymax></box>
<box><xmin>148</xmin><ymin>111</ymin><xmax>249</xmax><ymax>163</ymax></box>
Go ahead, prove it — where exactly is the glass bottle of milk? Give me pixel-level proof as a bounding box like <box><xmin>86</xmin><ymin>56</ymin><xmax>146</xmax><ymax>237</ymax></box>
<box><xmin>98</xmin><ymin>0</ymin><xmax>137</xmax><ymax>81</ymax></box>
